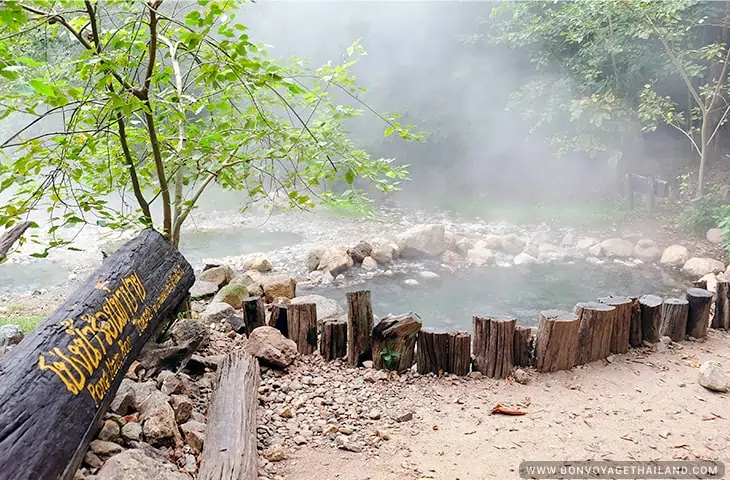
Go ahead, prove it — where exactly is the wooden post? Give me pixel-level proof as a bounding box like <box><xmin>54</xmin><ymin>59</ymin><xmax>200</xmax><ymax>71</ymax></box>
<box><xmin>598</xmin><ymin>295</ymin><xmax>632</xmax><ymax>354</ymax></box>
<box><xmin>647</xmin><ymin>176</ymin><xmax>656</xmax><ymax>213</ymax></box>
<box><xmin>639</xmin><ymin>294</ymin><xmax>663</xmax><ymax>343</ymax></box>
<box><xmin>320</xmin><ymin>319</ymin><xmax>347</xmax><ymax>361</ymax></box>
<box><xmin>628</xmin><ymin>297</ymin><xmax>643</xmax><ymax>348</ymax></box>
<box><xmin>287</xmin><ymin>303</ymin><xmax>318</xmax><ymax>355</ymax></box>
<box><xmin>372</xmin><ymin>313</ymin><xmax>422</xmax><ymax>372</ymax></box>
<box><xmin>472</xmin><ymin>315</ymin><xmax>515</xmax><ymax>379</ymax></box>
<box><xmin>242</xmin><ymin>296</ymin><xmax>266</xmax><ymax>336</ymax></box>
<box><xmin>513</xmin><ymin>326</ymin><xmax>534</xmax><ymax>367</ymax></box>
<box><xmin>535</xmin><ymin>310</ymin><xmax>579</xmax><ymax>373</ymax></box>
<box><xmin>448</xmin><ymin>331</ymin><xmax>472</xmax><ymax>376</ymax></box>
<box><xmin>0</xmin><ymin>221</ymin><xmax>31</xmax><ymax>262</ymax></box>
<box><xmin>198</xmin><ymin>351</ymin><xmax>259</xmax><ymax>480</ymax></box>
<box><xmin>659</xmin><ymin>297</ymin><xmax>689</xmax><ymax>342</ymax></box>
<box><xmin>416</xmin><ymin>329</ymin><xmax>450</xmax><ymax>375</ymax></box>
<box><xmin>712</xmin><ymin>280</ymin><xmax>730</xmax><ymax>330</ymax></box>
<box><xmin>686</xmin><ymin>288</ymin><xmax>713</xmax><ymax>339</ymax></box>
<box><xmin>346</xmin><ymin>290</ymin><xmax>374</xmax><ymax>366</ymax></box>
<box><xmin>0</xmin><ymin>228</ymin><xmax>194</xmax><ymax>480</ymax></box>
<box><xmin>574</xmin><ymin>302</ymin><xmax>615</xmax><ymax>366</ymax></box>
<box><xmin>270</xmin><ymin>301</ymin><xmax>288</xmax><ymax>337</ymax></box>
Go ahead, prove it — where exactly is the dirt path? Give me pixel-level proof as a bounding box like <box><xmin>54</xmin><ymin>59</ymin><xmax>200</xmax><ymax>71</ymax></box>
<box><xmin>262</xmin><ymin>331</ymin><xmax>730</xmax><ymax>480</ymax></box>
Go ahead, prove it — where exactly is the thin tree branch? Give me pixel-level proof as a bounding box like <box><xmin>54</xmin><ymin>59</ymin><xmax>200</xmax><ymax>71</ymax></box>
<box><xmin>117</xmin><ymin>113</ymin><xmax>152</xmax><ymax>223</ymax></box>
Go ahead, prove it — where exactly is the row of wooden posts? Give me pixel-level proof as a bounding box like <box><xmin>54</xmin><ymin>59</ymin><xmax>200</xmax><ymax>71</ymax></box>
<box><xmin>245</xmin><ymin>278</ymin><xmax>728</xmax><ymax>379</ymax></box>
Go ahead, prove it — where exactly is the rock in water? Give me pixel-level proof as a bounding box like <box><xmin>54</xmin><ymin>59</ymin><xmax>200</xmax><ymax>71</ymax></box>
<box><xmin>0</xmin><ymin>324</ymin><xmax>23</xmax><ymax>354</ymax></box>
<box><xmin>242</xmin><ymin>252</ymin><xmax>273</xmax><ymax>272</ymax></box>
<box><xmin>514</xmin><ymin>252</ymin><xmax>538</xmax><ymax>265</ymax></box>
<box><xmin>599</xmin><ymin>238</ymin><xmax>634</xmax><ymax>258</ymax></box>
<box><xmin>348</xmin><ymin>240</ymin><xmax>373</xmax><ymax>264</ymax></box>
<box><xmin>588</xmin><ymin>244</ymin><xmax>602</xmax><ymax>257</ymax></box>
<box><xmin>212</xmin><ymin>283</ymin><xmax>248</xmax><ymax>309</ymax></box>
<box><xmin>698</xmin><ymin>361</ymin><xmax>729</xmax><ymax>392</ymax></box>
<box><xmin>682</xmin><ymin>257</ymin><xmax>726</xmax><ymax>277</ymax></box>
<box><xmin>660</xmin><ymin>245</ymin><xmax>689</xmax><ymax>267</ymax></box>
<box><xmin>633</xmin><ymin>238</ymin><xmax>661</xmax><ymax>262</ymax></box>
<box><xmin>200</xmin><ymin>265</ymin><xmax>233</xmax><ymax>287</ymax></box>
<box><xmin>361</xmin><ymin>256</ymin><xmax>378</xmax><ymax>270</ymax></box>
<box><xmin>245</xmin><ymin>326</ymin><xmax>298</xmax><ymax>369</ymax></box>
<box><xmin>454</xmin><ymin>238</ymin><xmax>473</xmax><ymax>255</ymax></box>
<box><xmin>576</xmin><ymin>237</ymin><xmax>599</xmax><ymax>252</ymax></box>
<box><xmin>467</xmin><ymin>247</ymin><xmax>495</xmax><ymax>265</ymax></box>
<box><xmin>396</xmin><ymin>224</ymin><xmax>446</xmax><ymax>259</ymax></box>
<box><xmin>318</xmin><ymin>246</ymin><xmax>354</xmax><ymax>276</ymax></box>
<box><xmin>290</xmin><ymin>294</ymin><xmax>344</xmax><ymax>322</ymax></box>
<box><xmin>262</xmin><ymin>274</ymin><xmax>296</xmax><ymax>302</ymax></box>
<box><xmin>94</xmin><ymin>449</ymin><xmax>192</xmax><ymax>480</ymax></box>
<box><xmin>372</xmin><ymin>243</ymin><xmax>396</xmax><ymax>264</ymax></box>
<box><xmin>305</xmin><ymin>248</ymin><xmax>324</xmax><ymax>272</ymax></box>
<box><xmin>500</xmin><ymin>234</ymin><xmax>526</xmax><ymax>255</ymax></box>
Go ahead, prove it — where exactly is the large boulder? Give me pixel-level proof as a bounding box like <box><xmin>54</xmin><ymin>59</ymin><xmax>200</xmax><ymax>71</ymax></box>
<box><xmin>707</xmin><ymin>228</ymin><xmax>724</xmax><ymax>244</ymax></box>
<box><xmin>632</xmin><ymin>239</ymin><xmax>661</xmax><ymax>262</ymax></box>
<box><xmin>305</xmin><ymin>248</ymin><xmax>324</xmax><ymax>272</ymax></box>
<box><xmin>262</xmin><ymin>274</ymin><xmax>297</xmax><ymax>302</ymax></box>
<box><xmin>681</xmin><ymin>257</ymin><xmax>725</xmax><ymax>277</ymax></box>
<box><xmin>484</xmin><ymin>234</ymin><xmax>503</xmax><ymax>250</ymax></box>
<box><xmin>200</xmin><ymin>265</ymin><xmax>234</xmax><ymax>288</ymax></box>
<box><xmin>698</xmin><ymin>361</ymin><xmax>728</xmax><ymax>393</ymax></box>
<box><xmin>599</xmin><ymin>238</ymin><xmax>634</xmax><ymax>258</ymax></box>
<box><xmin>454</xmin><ymin>238</ymin><xmax>473</xmax><ymax>256</ymax></box>
<box><xmin>242</xmin><ymin>252</ymin><xmax>273</xmax><ymax>272</ymax></box>
<box><xmin>372</xmin><ymin>243</ymin><xmax>396</xmax><ymax>264</ymax></box>
<box><xmin>441</xmin><ymin>250</ymin><xmax>464</xmax><ymax>267</ymax></box>
<box><xmin>467</xmin><ymin>247</ymin><xmax>495</xmax><ymax>266</ymax></box>
<box><xmin>348</xmin><ymin>240</ymin><xmax>373</xmax><ymax>264</ymax></box>
<box><xmin>290</xmin><ymin>294</ymin><xmax>344</xmax><ymax>322</ymax></box>
<box><xmin>396</xmin><ymin>224</ymin><xmax>446</xmax><ymax>259</ymax></box>
<box><xmin>245</xmin><ymin>326</ymin><xmax>298</xmax><ymax>369</ymax></box>
<box><xmin>500</xmin><ymin>234</ymin><xmax>525</xmax><ymax>255</ymax></box>
<box><xmin>317</xmin><ymin>246</ymin><xmax>354</xmax><ymax>276</ymax></box>
<box><xmin>576</xmin><ymin>237</ymin><xmax>599</xmax><ymax>252</ymax></box>
<box><xmin>361</xmin><ymin>256</ymin><xmax>378</xmax><ymax>270</ymax></box>
<box><xmin>212</xmin><ymin>283</ymin><xmax>248</xmax><ymax>309</ymax></box>
<box><xmin>0</xmin><ymin>324</ymin><xmax>23</xmax><ymax>354</ymax></box>
<box><xmin>94</xmin><ymin>449</ymin><xmax>192</xmax><ymax>480</ymax></box>
<box><xmin>660</xmin><ymin>245</ymin><xmax>689</xmax><ymax>267</ymax></box>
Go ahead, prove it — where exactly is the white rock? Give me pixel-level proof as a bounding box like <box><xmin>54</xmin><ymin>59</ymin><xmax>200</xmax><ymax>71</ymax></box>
<box><xmin>660</xmin><ymin>245</ymin><xmax>689</xmax><ymax>267</ymax></box>
<box><xmin>698</xmin><ymin>361</ymin><xmax>729</xmax><ymax>392</ymax></box>
<box><xmin>588</xmin><ymin>244</ymin><xmax>602</xmax><ymax>257</ymax></box>
<box><xmin>396</xmin><ymin>224</ymin><xmax>446</xmax><ymax>259</ymax></box>
<box><xmin>419</xmin><ymin>271</ymin><xmax>439</xmax><ymax>280</ymax></box>
<box><xmin>500</xmin><ymin>234</ymin><xmax>526</xmax><ymax>255</ymax></box>
<box><xmin>361</xmin><ymin>256</ymin><xmax>378</xmax><ymax>271</ymax></box>
<box><xmin>632</xmin><ymin>238</ymin><xmax>661</xmax><ymax>262</ymax></box>
<box><xmin>576</xmin><ymin>237</ymin><xmax>599</xmax><ymax>252</ymax></box>
<box><xmin>404</xmin><ymin>278</ymin><xmax>419</xmax><ymax>286</ymax></box>
<box><xmin>681</xmin><ymin>257</ymin><xmax>725</xmax><ymax>277</ymax></box>
<box><xmin>514</xmin><ymin>252</ymin><xmax>538</xmax><ymax>265</ymax></box>
<box><xmin>700</xmin><ymin>273</ymin><xmax>718</xmax><ymax>294</ymax></box>
<box><xmin>483</xmin><ymin>234</ymin><xmax>502</xmax><ymax>250</ymax></box>
<box><xmin>242</xmin><ymin>252</ymin><xmax>273</xmax><ymax>272</ymax></box>
<box><xmin>599</xmin><ymin>238</ymin><xmax>634</xmax><ymax>258</ymax></box>
<box><xmin>372</xmin><ymin>244</ymin><xmax>395</xmax><ymax>264</ymax></box>
<box><xmin>707</xmin><ymin>228</ymin><xmax>724</xmax><ymax>244</ymax></box>
<box><xmin>467</xmin><ymin>247</ymin><xmax>495</xmax><ymax>265</ymax></box>
<box><xmin>318</xmin><ymin>246</ymin><xmax>354</xmax><ymax>277</ymax></box>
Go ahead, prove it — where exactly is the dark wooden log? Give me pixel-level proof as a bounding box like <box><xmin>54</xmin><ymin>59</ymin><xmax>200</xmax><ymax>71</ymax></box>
<box><xmin>198</xmin><ymin>350</ymin><xmax>259</xmax><ymax>480</ymax></box>
<box><xmin>448</xmin><ymin>331</ymin><xmax>472</xmax><ymax>376</ymax></box>
<box><xmin>639</xmin><ymin>294</ymin><xmax>663</xmax><ymax>343</ymax></box>
<box><xmin>242</xmin><ymin>296</ymin><xmax>266</xmax><ymax>336</ymax></box>
<box><xmin>598</xmin><ymin>295</ymin><xmax>632</xmax><ymax>354</ymax></box>
<box><xmin>712</xmin><ymin>280</ymin><xmax>730</xmax><ymax>330</ymax></box>
<box><xmin>269</xmin><ymin>301</ymin><xmax>288</xmax><ymax>337</ymax></box>
<box><xmin>535</xmin><ymin>310</ymin><xmax>580</xmax><ymax>373</ymax></box>
<box><xmin>686</xmin><ymin>288</ymin><xmax>713</xmax><ymax>339</ymax></box>
<box><xmin>512</xmin><ymin>326</ymin><xmax>534</xmax><ymax>367</ymax></box>
<box><xmin>287</xmin><ymin>303</ymin><xmax>318</xmax><ymax>355</ymax></box>
<box><xmin>372</xmin><ymin>313</ymin><xmax>422</xmax><ymax>371</ymax></box>
<box><xmin>472</xmin><ymin>315</ymin><xmax>515</xmax><ymax>379</ymax></box>
<box><xmin>0</xmin><ymin>228</ymin><xmax>194</xmax><ymax>480</ymax></box>
<box><xmin>0</xmin><ymin>220</ymin><xmax>31</xmax><ymax>262</ymax></box>
<box><xmin>574</xmin><ymin>302</ymin><xmax>615</xmax><ymax>365</ymax></box>
<box><xmin>628</xmin><ymin>297</ymin><xmax>643</xmax><ymax>348</ymax></box>
<box><xmin>416</xmin><ymin>329</ymin><xmax>450</xmax><ymax>375</ymax></box>
<box><xmin>320</xmin><ymin>319</ymin><xmax>347</xmax><ymax>361</ymax></box>
<box><xmin>346</xmin><ymin>290</ymin><xmax>374</xmax><ymax>366</ymax></box>
<box><xmin>659</xmin><ymin>297</ymin><xmax>689</xmax><ymax>342</ymax></box>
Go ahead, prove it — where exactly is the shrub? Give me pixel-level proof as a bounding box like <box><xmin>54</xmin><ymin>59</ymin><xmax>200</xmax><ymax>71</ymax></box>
<box><xmin>678</xmin><ymin>189</ymin><xmax>724</xmax><ymax>236</ymax></box>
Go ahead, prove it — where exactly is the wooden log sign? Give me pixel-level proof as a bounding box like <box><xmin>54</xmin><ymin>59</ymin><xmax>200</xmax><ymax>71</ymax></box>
<box><xmin>0</xmin><ymin>228</ymin><xmax>194</xmax><ymax>480</ymax></box>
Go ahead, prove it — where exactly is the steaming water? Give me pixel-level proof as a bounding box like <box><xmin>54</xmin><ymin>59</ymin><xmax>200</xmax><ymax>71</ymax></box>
<box><xmin>306</xmin><ymin>261</ymin><xmax>682</xmax><ymax>330</ymax></box>
<box><xmin>0</xmin><ymin>261</ymin><xmax>70</xmax><ymax>295</ymax></box>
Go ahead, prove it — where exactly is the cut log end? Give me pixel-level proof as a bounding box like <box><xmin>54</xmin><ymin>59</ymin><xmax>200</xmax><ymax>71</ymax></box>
<box><xmin>598</xmin><ymin>295</ymin><xmax>632</xmax><ymax>354</ymax></box>
<box><xmin>639</xmin><ymin>294</ymin><xmax>663</xmax><ymax>343</ymax></box>
<box><xmin>660</xmin><ymin>297</ymin><xmax>690</xmax><ymax>342</ymax></box>
<box><xmin>575</xmin><ymin>302</ymin><xmax>615</xmax><ymax>365</ymax></box>
<box><xmin>535</xmin><ymin>310</ymin><xmax>579</xmax><ymax>373</ymax></box>
<box><xmin>372</xmin><ymin>313</ymin><xmax>422</xmax><ymax>371</ymax></box>
<box><xmin>686</xmin><ymin>288</ymin><xmax>713</xmax><ymax>339</ymax></box>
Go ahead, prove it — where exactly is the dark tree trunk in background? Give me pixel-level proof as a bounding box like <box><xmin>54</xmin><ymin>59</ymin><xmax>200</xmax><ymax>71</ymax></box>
<box><xmin>598</xmin><ymin>296</ymin><xmax>632</xmax><ymax>354</ymax></box>
<box><xmin>535</xmin><ymin>310</ymin><xmax>579</xmax><ymax>373</ymax></box>
<box><xmin>639</xmin><ymin>295</ymin><xmax>663</xmax><ymax>343</ymax></box>
<box><xmin>712</xmin><ymin>281</ymin><xmax>730</xmax><ymax>330</ymax></box>
<box><xmin>660</xmin><ymin>297</ymin><xmax>690</xmax><ymax>342</ymax></box>
<box><xmin>242</xmin><ymin>296</ymin><xmax>266</xmax><ymax>336</ymax></box>
<box><xmin>346</xmin><ymin>290</ymin><xmax>374</xmax><ymax>366</ymax></box>
<box><xmin>0</xmin><ymin>228</ymin><xmax>194</xmax><ymax>480</ymax></box>
<box><xmin>575</xmin><ymin>302</ymin><xmax>615</xmax><ymax>365</ymax></box>
<box><xmin>686</xmin><ymin>288</ymin><xmax>713</xmax><ymax>339</ymax></box>
<box><xmin>320</xmin><ymin>319</ymin><xmax>347</xmax><ymax>361</ymax></box>
<box><xmin>371</xmin><ymin>313</ymin><xmax>421</xmax><ymax>372</ymax></box>
<box><xmin>287</xmin><ymin>303</ymin><xmax>318</xmax><ymax>355</ymax></box>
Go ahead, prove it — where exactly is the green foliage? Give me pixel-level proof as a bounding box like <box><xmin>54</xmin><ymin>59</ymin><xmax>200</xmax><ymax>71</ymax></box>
<box><xmin>716</xmin><ymin>205</ymin><xmax>730</xmax><ymax>255</ymax></box>
<box><xmin>678</xmin><ymin>188</ymin><xmax>725</xmax><ymax>235</ymax></box>
<box><xmin>379</xmin><ymin>344</ymin><xmax>401</xmax><ymax>370</ymax></box>
<box><xmin>0</xmin><ymin>314</ymin><xmax>44</xmax><ymax>333</ymax></box>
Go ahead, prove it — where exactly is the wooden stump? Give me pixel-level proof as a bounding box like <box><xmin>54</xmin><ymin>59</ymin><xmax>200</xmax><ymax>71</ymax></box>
<box><xmin>639</xmin><ymin>294</ymin><xmax>663</xmax><ymax>343</ymax></box>
<box><xmin>198</xmin><ymin>350</ymin><xmax>259</xmax><ymax>480</ymax></box>
<box><xmin>686</xmin><ymin>288</ymin><xmax>713</xmax><ymax>339</ymax></box>
<box><xmin>535</xmin><ymin>310</ymin><xmax>580</xmax><ymax>373</ymax></box>
<box><xmin>448</xmin><ymin>331</ymin><xmax>472</xmax><ymax>376</ymax></box>
<box><xmin>574</xmin><ymin>302</ymin><xmax>615</xmax><ymax>365</ymax></box>
<box><xmin>287</xmin><ymin>303</ymin><xmax>318</xmax><ymax>355</ymax></box>
<box><xmin>712</xmin><ymin>280</ymin><xmax>730</xmax><ymax>330</ymax></box>
<box><xmin>320</xmin><ymin>319</ymin><xmax>347</xmax><ymax>361</ymax></box>
<box><xmin>270</xmin><ymin>301</ymin><xmax>288</xmax><ymax>337</ymax></box>
<box><xmin>628</xmin><ymin>297</ymin><xmax>642</xmax><ymax>348</ymax></box>
<box><xmin>598</xmin><ymin>295</ymin><xmax>632</xmax><ymax>354</ymax></box>
<box><xmin>372</xmin><ymin>313</ymin><xmax>422</xmax><ymax>371</ymax></box>
<box><xmin>416</xmin><ymin>329</ymin><xmax>450</xmax><ymax>375</ymax></box>
<box><xmin>472</xmin><ymin>315</ymin><xmax>515</xmax><ymax>379</ymax></box>
<box><xmin>346</xmin><ymin>290</ymin><xmax>374</xmax><ymax>366</ymax></box>
<box><xmin>242</xmin><ymin>296</ymin><xmax>266</xmax><ymax>336</ymax></box>
<box><xmin>693</xmin><ymin>279</ymin><xmax>708</xmax><ymax>289</ymax></box>
<box><xmin>0</xmin><ymin>228</ymin><xmax>194</xmax><ymax>480</ymax></box>
<box><xmin>660</xmin><ymin>297</ymin><xmax>689</xmax><ymax>342</ymax></box>
<box><xmin>513</xmin><ymin>326</ymin><xmax>534</xmax><ymax>367</ymax></box>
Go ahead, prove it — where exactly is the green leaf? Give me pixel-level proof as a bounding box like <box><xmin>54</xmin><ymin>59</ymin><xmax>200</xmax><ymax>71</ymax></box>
<box><xmin>344</xmin><ymin>168</ymin><xmax>355</xmax><ymax>185</ymax></box>
<box><xmin>28</xmin><ymin>78</ymin><xmax>54</xmax><ymax>97</ymax></box>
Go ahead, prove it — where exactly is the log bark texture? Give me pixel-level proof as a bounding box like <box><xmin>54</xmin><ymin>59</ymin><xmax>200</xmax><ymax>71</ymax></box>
<box><xmin>512</xmin><ymin>326</ymin><xmax>534</xmax><ymax>367</ymax></box>
<box><xmin>320</xmin><ymin>319</ymin><xmax>347</xmax><ymax>361</ymax></box>
<box><xmin>574</xmin><ymin>302</ymin><xmax>615</xmax><ymax>366</ymax></box>
<box><xmin>242</xmin><ymin>296</ymin><xmax>266</xmax><ymax>336</ymax></box>
<box><xmin>693</xmin><ymin>279</ymin><xmax>708</xmax><ymax>289</ymax></box>
<box><xmin>371</xmin><ymin>313</ymin><xmax>422</xmax><ymax>371</ymax></box>
<box><xmin>598</xmin><ymin>295</ymin><xmax>632</xmax><ymax>354</ymax></box>
<box><xmin>448</xmin><ymin>331</ymin><xmax>472</xmax><ymax>376</ymax></box>
<box><xmin>269</xmin><ymin>301</ymin><xmax>288</xmax><ymax>337</ymax></box>
<box><xmin>686</xmin><ymin>288</ymin><xmax>713</xmax><ymax>339</ymax></box>
<box><xmin>287</xmin><ymin>303</ymin><xmax>318</xmax><ymax>355</ymax></box>
<box><xmin>198</xmin><ymin>350</ymin><xmax>259</xmax><ymax>480</ymax></box>
<box><xmin>535</xmin><ymin>310</ymin><xmax>580</xmax><ymax>373</ymax></box>
<box><xmin>416</xmin><ymin>329</ymin><xmax>450</xmax><ymax>375</ymax></box>
<box><xmin>712</xmin><ymin>281</ymin><xmax>730</xmax><ymax>330</ymax></box>
<box><xmin>0</xmin><ymin>228</ymin><xmax>194</xmax><ymax>480</ymax></box>
<box><xmin>660</xmin><ymin>297</ymin><xmax>690</xmax><ymax>342</ymax></box>
<box><xmin>639</xmin><ymin>294</ymin><xmax>663</xmax><ymax>343</ymax></box>
<box><xmin>629</xmin><ymin>297</ymin><xmax>643</xmax><ymax>348</ymax></box>
<box><xmin>0</xmin><ymin>221</ymin><xmax>30</xmax><ymax>262</ymax></box>
<box><xmin>472</xmin><ymin>316</ymin><xmax>515</xmax><ymax>378</ymax></box>
<box><xmin>346</xmin><ymin>290</ymin><xmax>374</xmax><ymax>366</ymax></box>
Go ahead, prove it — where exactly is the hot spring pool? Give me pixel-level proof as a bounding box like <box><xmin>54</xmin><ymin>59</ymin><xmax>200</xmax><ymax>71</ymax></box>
<box><xmin>305</xmin><ymin>261</ymin><xmax>685</xmax><ymax>330</ymax></box>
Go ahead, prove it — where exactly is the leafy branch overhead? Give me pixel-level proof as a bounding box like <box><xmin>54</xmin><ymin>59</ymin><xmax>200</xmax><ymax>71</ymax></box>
<box><xmin>0</xmin><ymin>0</ymin><xmax>422</xmax><ymax>256</ymax></box>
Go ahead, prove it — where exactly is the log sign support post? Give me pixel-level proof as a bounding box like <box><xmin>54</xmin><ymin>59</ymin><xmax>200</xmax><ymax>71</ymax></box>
<box><xmin>0</xmin><ymin>229</ymin><xmax>194</xmax><ymax>480</ymax></box>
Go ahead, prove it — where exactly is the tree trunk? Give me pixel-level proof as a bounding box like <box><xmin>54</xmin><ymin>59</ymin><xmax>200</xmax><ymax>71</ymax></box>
<box><xmin>320</xmin><ymin>319</ymin><xmax>347</xmax><ymax>361</ymax></box>
<box><xmin>371</xmin><ymin>313</ymin><xmax>422</xmax><ymax>372</ymax></box>
<box><xmin>699</xmin><ymin>115</ymin><xmax>708</xmax><ymax>197</ymax></box>
<box><xmin>346</xmin><ymin>290</ymin><xmax>374</xmax><ymax>366</ymax></box>
<box><xmin>0</xmin><ymin>221</ymin><xmax>31</xmax><ymax>262</ymax></box>
<box><xmin>574</xmin><ymin>302</ymin><xmax>615</xmax><ymax>366</ymax></box>
<box><xmin>639</xmin><ymin>294</ymin><xmax>663</xmax><ymax>343</ymax></box>
<box><xmin>712</xmin><ymin>280</ymin><xmax>730</xmax><ymax>330</ymax></box>
<box><xmin>198</xmin><ymin>351</ymin><xmax>259</xmax><ymax>480</ymax></box>
<box><xmin>269</xmin><ymin>301</ymin><xmax>288</xmax><ymax>337</ymax></box>
<box><xmin>242</xmin><ymin>296</ymin><xmax>266</xmax><ymax>336</ymax></box>
<box><xmin>472</xmin><ymin>315</ymin><xmax>515</xmax><ymax>379</ymax></box>
<box><xmin>598</xmin><ymin>295</ymin><xmax>632</xmax><ymax>354</ymax></box>
<box><xmin>660</xmin><ymin>297</ymin><xmax>690</xmax><ymax>342</ymax></box>
<box><xmin>686</xmin><ymin>288</ymin><xmax>713</xmax><ymax>339</ymax></box>
<box><xmin>287</xmin><ymin>303</ymin><xmax>318</xmax><ymax>355</ymax></box>
<box><xmin>535</xmin><ymin>310</ymin><xmax>580</xmax><ymax>373</ymax></box>
<box><xmin>448</xmin><ymin>331</ymin><xmax>472</xmax><ymax>376</ymax></box>
<box><xmin>416</xmin><ymin>329</ymin><xmax>450</xmax><ymax>375</ymax></box>
<box><xmin>0</xmin><ymin>228</ymin><xmax>194</xmax><ymax>480</ymax></box>
<box><xmin>513</xmin><ymin>326</ymin><xmax>534</xmax><ymax>367</ymax></box>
